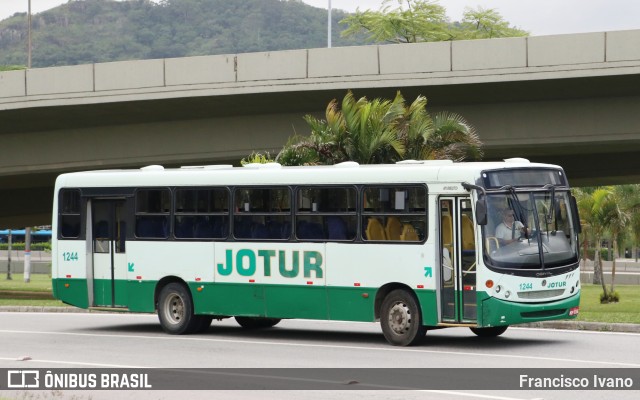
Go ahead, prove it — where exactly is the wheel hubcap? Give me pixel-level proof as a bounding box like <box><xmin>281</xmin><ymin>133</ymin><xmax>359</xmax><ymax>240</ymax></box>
<box><xmin>164</xmin><ymin>293</ymin><xmax>185</xmax><ymax>325</ymax></box>
<box><xmin>388</xmin><ymin>301</ymin><xmax>411</xmax><ymax>335</ymax></box>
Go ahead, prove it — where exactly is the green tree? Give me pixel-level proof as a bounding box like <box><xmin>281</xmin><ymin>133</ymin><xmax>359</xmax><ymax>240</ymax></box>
<box><xmin>588</xmin><ymin>188</ymin><xmax>612</xmax><ymax>296</ymax></box>
<box><xmin>454</xmin><ymin>7</ymin><xmax>528</xmax><ymax>39</ymax></box>
<box><xmin>573</xmin><ymin>187</ymin><xmax>595</xmax><ymax>268</ymax></box>
<box><xmin>340</xmin><ymin>0</ymin><xmax>450</xmax><ymax>43</ymax></box>
<box><xmin>275</xmin><ymin>91</ymin><xmax>482</xmax><ymax>166</ymax></box>
<box><xmin>604</xmin><ymin>186</ymin><xmax>629</xmax><ymax>297</ymax></box>
<box><xmin>340</xmin><ymin>0</ymin><xmax>527</xmax><ymax>44</ymax></box>
<box><xmin>624</xmin><ymin>185</ymin><xmax>640</xmax><ymax>262</ymax></box>
<box><xmin>579</xmin><ymin>186</ymin><xmax>628</xmax><ymax>302</ymax></box>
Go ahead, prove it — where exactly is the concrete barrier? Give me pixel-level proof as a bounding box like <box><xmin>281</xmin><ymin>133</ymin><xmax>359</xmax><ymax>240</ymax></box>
<box><xmin>0</xmin><ymin>261</ymin><xmax>51</xmax><ymax>275</ymax></box>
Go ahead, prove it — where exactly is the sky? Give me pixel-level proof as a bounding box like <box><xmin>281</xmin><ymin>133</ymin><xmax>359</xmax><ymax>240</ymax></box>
<box><xmin>0</xmin><ymin>0</ymin><xmax>639</xmax><ymax>36</ymax></box>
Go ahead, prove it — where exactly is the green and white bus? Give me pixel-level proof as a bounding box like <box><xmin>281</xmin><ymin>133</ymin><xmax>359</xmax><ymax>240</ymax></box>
<box><xmin>52</xmin><ymin>159</ymin><xmax>581</xmax><ymax>346</ymax></box>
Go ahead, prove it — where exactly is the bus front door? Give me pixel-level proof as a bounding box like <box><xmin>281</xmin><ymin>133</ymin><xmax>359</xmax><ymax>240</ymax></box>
<box><xmin>439</xmin><ymin>197</ymin><xmax>477</xmax><ymax>323</ymax></box>
<box><xmin>90</xmin><ymin>200</ymin><xmax>127</xmax><ymax>308</ymax></box>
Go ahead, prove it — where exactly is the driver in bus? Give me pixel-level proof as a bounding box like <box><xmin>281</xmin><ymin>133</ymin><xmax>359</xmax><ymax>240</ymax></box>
<box><xmin>495</xmin><ymin>209</ymin><xmax>528</xmax><ymax>245</ymax></box>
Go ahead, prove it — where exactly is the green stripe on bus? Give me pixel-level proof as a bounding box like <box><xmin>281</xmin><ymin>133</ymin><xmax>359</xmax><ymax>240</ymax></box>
<box><xmin>53</xmin><ymin>278</ymin><xmax>89</xmax><ymax>309</ymax></box>
<box><xmin>54</xmin><ymin>278</ymin><xmax>439</xmax><ymax>324</ymax></box>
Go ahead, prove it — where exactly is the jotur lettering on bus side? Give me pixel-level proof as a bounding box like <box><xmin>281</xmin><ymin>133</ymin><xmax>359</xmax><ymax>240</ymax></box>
<box><xmin>217</xmin><ymin>249</ymin><xmax>323</xmax><ymax>279</ymax></box>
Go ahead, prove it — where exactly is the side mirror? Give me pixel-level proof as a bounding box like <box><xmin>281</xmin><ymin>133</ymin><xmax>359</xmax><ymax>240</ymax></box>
<box><xmin>475</xmin><ymin>198</ymin><xmax>487</xmax><ymax>226</ymax></box>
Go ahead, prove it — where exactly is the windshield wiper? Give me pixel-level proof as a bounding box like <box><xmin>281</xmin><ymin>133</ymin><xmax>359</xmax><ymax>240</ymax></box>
<box><xmin>542</xmin><ymin>184</ymin><xmax>558</xmax><ymax>233</ymax></box>
<box><xmin>499</xmin><ymin>185</ymin><xmax>530</xmax><ymax>239</ymax></box>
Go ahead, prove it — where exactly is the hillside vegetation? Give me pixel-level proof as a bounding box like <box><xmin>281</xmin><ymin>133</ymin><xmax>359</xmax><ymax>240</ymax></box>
<box><xmin>0</xmin><ymin>0</ymin><xmax>363</xmax><ymax>68</ymax></box>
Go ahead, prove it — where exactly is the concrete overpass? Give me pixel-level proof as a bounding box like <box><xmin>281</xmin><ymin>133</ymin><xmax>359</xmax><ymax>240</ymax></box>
<box><xmin>1</xmin><ymin>29</ymin><xmax>640</xmax><ymax>227</ymax></box>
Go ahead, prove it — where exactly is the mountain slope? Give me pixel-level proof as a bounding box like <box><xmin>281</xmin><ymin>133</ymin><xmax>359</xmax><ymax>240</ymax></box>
<box><xmin>0</xmin><ymin>0</ymin><xmax>363</xmax><ymax>68</ymax></box>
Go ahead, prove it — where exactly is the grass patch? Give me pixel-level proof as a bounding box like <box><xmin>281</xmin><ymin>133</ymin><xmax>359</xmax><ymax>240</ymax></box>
<box><xmin>0</xmin><ymin>299</ymin><xmax>67</xmax><ymax>307</ymax></box>
<box><xmin>0</xmin><ymin>273</ymin><xmax>52</xmax><ymax>292</ymax></box>
<box><xmin>577</xmin><ymin>285</ymin><xmax>640</xmax><ymax>324</ymax></box>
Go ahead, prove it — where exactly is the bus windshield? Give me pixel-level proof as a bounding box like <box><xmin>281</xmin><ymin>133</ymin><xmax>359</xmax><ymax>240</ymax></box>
<box><xmin>483</xmin><ymin>188</ymin><xmax>579</xmax><ymax>274</ymax></box>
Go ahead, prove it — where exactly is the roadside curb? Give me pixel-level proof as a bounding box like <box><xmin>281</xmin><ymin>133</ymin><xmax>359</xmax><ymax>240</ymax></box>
<box><xmin>0</xmin><ymin>306</ymin><xmax>113</xmax><ymax>313</ymax></box>
<box><xmin>1</xmin><ymin>306</ymin><xmax>639</xmax><ymax>333</ymax></box>
<box><xmin>521</xmin><ymin>320</ymin><xmax>640</xmax><ymax>333</ymax></box>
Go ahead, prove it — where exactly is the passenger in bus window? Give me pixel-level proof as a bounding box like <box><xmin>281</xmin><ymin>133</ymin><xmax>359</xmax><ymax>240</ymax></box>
<box><xmin>494</xmin><ymin>209</ymin><xmax>527</xmax><ymax>245</ymax></box>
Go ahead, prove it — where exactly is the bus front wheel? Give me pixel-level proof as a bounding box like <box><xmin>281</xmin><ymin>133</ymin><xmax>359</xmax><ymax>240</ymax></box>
<box><xmin>157</xmin><ymin>282</ymin><xmax>201</xmax><ymax>335</ymax></box>
<box><xmin>380</xmin><ymin>289</ymin><xmax>426</xmax><ymax>346</ymax></box>
<box><xmin>470</xmin><ymin>326</ymin><xmax>508</xmax><ymax>337</ymax></box>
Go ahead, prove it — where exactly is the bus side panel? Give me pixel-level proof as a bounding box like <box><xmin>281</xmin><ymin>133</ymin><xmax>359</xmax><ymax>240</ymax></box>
<box><xmin>326</xmin><ymin>286</ymin><xmax>375</xmax><ymax>321</ymax></box>
<box><xmin>194</xmin><ymin>283</ymin><xmax>266</xmax><ymax>316</ymax></box>
<box><xmin>53</xmin><ymin>278</ymin><xmax>89</xmax><ymax>309</ymax></box>
<box><xmin>127</xmin><ymin>281</ymin><xmax>156</xmax><ymax>312</ymax></box>
<box><xmin>127</xmin><ymin>241</ymin><xmax>213</xmax><ymax>313</ymax></box>
<box><xmin>53</xmin><ymin>240</ymin><xmax>88</xmax><ymax>308</ymax></box>
<box><xmin>264</xmin><ymin>285</ymin><xmax>327</xmax><ymax>319</ymax></box>
<box><xmin>326</xmin><ymin>243</ymin><xmax>435</xmax><ymax>323</ymax></box>
<box><xmin>415</xmin><ymin>289</ymin><xmax>439</xmax><ymax>326</ymax></box>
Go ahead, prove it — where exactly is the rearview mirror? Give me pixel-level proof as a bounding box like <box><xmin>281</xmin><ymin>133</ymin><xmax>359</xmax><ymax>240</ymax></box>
<box><xmin>475</xmin><ymin>198</ymin><xmax>487</xmax><ymax>226</ymax></box>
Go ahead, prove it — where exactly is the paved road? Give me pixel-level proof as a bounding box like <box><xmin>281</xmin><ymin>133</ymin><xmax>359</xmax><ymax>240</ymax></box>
<box><xmin>1</xmin><ymin>312</ymin><xmax>639</xmax><ymax>400</ymax></box>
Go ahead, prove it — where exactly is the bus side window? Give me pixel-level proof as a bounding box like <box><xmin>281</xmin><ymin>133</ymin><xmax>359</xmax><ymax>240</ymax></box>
<box><xmin>59</xmin><ymin>189</ymin><xmax>82</xmax><ymax>239</ymax></box>
<box><xmin>174</xmin><ymin>188</ymin><xmax>229</xmax><ymax>239</ymax></box>
<box><xmin>135</xmin><ymin>189</ymin><xmax>170</xmax><ymax>239</ymax></box>
<box><xmin>296</xmin><ymin>186</ymin><xmax>356</xmax><ymax>241</ymax></box>
<box><xmin>234</xmin><ymin>187</ymin><xmax>291</xmax><ymax>240</ymax></box>
<box><xmin>362</xmin><ymin>185</ymin><xmax>426</xmax><ymax>242</ymax></box>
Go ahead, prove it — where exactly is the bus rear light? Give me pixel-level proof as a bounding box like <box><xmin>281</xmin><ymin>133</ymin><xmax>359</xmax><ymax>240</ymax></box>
<box><xmin>485</xmin><ymin>280</ymin><xmax>494</xmax><ymax>289</ymax></box>
<box><xmin>569</xmin><ymin>306</ymin><xmax>579</xmax><ymax>316</ymax></box>
<box><xmin>463</xmin><ymin>285</ymin><xmax>474</xmax><ymax>291</ymax></box>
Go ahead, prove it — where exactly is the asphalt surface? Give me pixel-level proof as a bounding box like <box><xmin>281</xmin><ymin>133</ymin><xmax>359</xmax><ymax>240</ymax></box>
<box><xmin>1</xmin><ymin>305</ymin><xmax>639</xmax><ymax>333</ymax></box>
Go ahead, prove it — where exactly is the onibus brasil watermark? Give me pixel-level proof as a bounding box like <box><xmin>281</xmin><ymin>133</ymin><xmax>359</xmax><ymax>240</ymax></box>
<box><xmin>6</xmin><ymin>370</ymin><xmax>151</xmax><ymax>389</ymax></box>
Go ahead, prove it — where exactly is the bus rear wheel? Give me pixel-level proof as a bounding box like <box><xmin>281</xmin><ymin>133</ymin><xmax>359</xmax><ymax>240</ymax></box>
<box><xmin>157</xmin><ymin>282</ymin><xmax>201</xmax><ymax>335</ymax></box>
<box><xmin>380</xmin><ymin>289</ymin><xmax>426</xmax><ymax>346</ymax></box>
<box><xmin>235</xmin><ymin>317</ymin><xmax>281</xmax><ymax>329</ymax></box>
<box><xmin>470</xmin><ymin>326</ymin><xmax>508</xmax><ymax>337</ymax></box>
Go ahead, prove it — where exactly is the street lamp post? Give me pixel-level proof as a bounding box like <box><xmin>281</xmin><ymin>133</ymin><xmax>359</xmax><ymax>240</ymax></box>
<box><xmin>27</xmin><ymin>0</ymin><xmax>32</xmax><ymax>68</ymax></box>
<box><xmin>328</xmin><ymin>0</ymin><xmax>332</xmax><ymax>48</ymax></box>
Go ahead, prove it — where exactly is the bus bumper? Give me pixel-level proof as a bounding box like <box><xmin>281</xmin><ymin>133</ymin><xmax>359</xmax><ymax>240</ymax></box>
<box><xmin>478</xmin><ymin>290</ymin><xmax>580</xmax><ymax>327</ymax></box>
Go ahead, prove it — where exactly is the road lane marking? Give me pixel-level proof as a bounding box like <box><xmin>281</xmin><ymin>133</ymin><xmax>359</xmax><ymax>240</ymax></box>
<box><xmin>0</xmin><ymin>356</ymin><xmax>145</xmax><ymax>368</ymax></box>
<box><xmin>418</xmin><ymin>391</ymin><xmax>534</xmax><ymax>400</ymax></box>
<box><xmin>1</xmin><ymin>328</ymin><xmax>638</xmax><ymax>368</ymax></box>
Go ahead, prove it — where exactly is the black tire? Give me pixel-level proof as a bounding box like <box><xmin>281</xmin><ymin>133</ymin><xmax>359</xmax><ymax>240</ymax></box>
<box><xmin>195</xmin><ymin>316</ymin><xmax>213</xmax><ymax>333</ymax></box>
<box><xmin>157</xmin><ymin>282</ymin><xmax>200</xmax><ymax>334</ymax></box>
<box><xmin>235</xmin><ymin>316</ymin><xmax>281</xmax><ymax>329</ymax></box>
<box><xmin>380</xmin><ymin>289</ymin><xmax>427</xmax><ymax>346</ymax></box>
<box><xmin>470</xmin><ymin>326</ymin><xmax>509</xmax><ymax>337</ymax></box>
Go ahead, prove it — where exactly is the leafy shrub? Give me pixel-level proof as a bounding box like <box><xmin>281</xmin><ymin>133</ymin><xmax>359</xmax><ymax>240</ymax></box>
<box><xmin>600</xmin><ymin>291</ymin><xmax>620</xmax><ymax>303</ymax></box>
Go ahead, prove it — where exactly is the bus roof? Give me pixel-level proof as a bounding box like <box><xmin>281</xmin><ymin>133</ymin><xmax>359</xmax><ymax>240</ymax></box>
<box><xmin>54</xmin><ymin>159</ymin><xmax>563</xmax><ymax>189</ymax></box>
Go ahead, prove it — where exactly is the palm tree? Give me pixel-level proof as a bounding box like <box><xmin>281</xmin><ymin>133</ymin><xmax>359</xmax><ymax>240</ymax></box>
<box><xmin>604</xmin><ymin>186</ymin><xmax>630</xmax><ymax>295</ymax></box>
<box><xmin>276</xmin><ymin>91</ymin><xmax>482</xmax><ymax>166</ymax></box>
<box><xmin>588</xmin><ymin>188</ymin><xmax>612</xmax><ymax>295</ymax></box>
<box><xmin>573</xmin><ymin>187</ymin><xmax>594</xmax><ymax>269</ymax></box>
<box><xmin>582</xmin><ymin>186</ymin><xmax>629</xmax><ymax>302</ymax></box>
